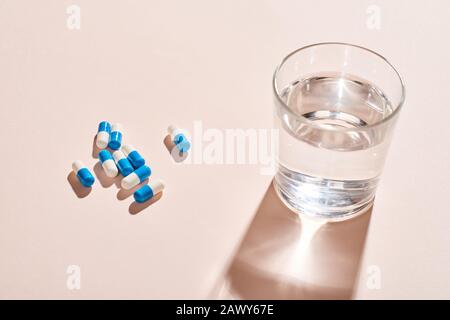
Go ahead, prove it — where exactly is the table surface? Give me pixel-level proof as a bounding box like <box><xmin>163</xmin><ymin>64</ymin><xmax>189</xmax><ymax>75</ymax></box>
<box><xmin>1</xmin><ymin>0</ymin><xmax>449</xmax><ymax>299</ymax></box>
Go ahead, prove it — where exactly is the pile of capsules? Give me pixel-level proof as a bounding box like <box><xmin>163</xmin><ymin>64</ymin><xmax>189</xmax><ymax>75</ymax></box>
<box><xmin>71</xmin><ymin>121</ymin><xmax>191</xmax><ymax>204</ymax></box>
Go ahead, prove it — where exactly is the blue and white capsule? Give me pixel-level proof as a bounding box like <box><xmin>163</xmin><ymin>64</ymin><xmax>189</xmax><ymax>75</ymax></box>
<box><xmin>168</xmin><ymin>125</ymin><xmax>191</xmax><ymax>153</ymax></box>
<box><xmin>72</xmin><ymin>160</ymin><xmax>95</xmax><ymax>187</ymax></box>
<box><xmin>121</xmin><ymin>165</ymin><xmax>151</xmax><ymax>190</ymax></box>
<box><xmin>112</xmin><ymin>150</ymin><xmax>134</xmax><ymax>176</ymax></box>
<box><xmin>122</xmin><ymin>144</ymin><xmax>145</xmax><ymax>168</ymax></box>
<box><xmin>133</xmin><ymin>180</ymin><xmax>165</xmax><ymax>203</ymax></box>
<box><xmin>108</xmin><ymin>123</ymin><xmax>123</xmax><ymax>150</ymax></box>
<box><xmin>96</xmin><ymin>121</ymin><xmax>111</xmax><ymax>149</ymax></box>
<box><xmin>98</xmin><ymin>150</ymin><xmax>118</xmax><ymax>178</ymax></box>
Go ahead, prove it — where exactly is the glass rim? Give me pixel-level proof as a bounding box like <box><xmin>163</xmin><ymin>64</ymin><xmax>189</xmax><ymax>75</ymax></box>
<box><xmin>272</xmin><ymin>42</ymin><xmax>406</xmax><ymax>132</ymax></box>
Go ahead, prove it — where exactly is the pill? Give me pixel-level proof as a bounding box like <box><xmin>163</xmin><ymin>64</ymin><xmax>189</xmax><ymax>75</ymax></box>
<box><xmin>98</xmin><ymin>150</ymin><xmax>118</xmax><ymax>178</ymax></box>
<box><xmin>133</xmin><ymin>180</ymin><xmax>165</xmax><ymax>203</ymax></box>
<box><xmin>108</xmin><ymin>123</ymin><xmax>123</xmax><ymax>150</ymax></box>
<box><xmin>72</xmin><ymin>160</ymin><xmax>95</xmax><ymax>187</ymax></box>
<box><xmin>121</xmin><ymin>165</ymin><xmax>151</xmax><ymax>190</ymax></box>
<box><xmin>112</xmin><ymin>150</ymin><xmax>134</xmax><ymax>176</ymax></box>
<box><xmin>121</xmin><ymin>144</ymin><xmax>145</xmax><ymax>168</ymax></box>
<box><xmin>168</xmin><ymin>125</ymin><xmax>191</xmax><ymax>153</ymax></box>
<box><xmin>96</xmin><ymin>121</ymin><xmax>111</xmax><ymax>149</ymax></box>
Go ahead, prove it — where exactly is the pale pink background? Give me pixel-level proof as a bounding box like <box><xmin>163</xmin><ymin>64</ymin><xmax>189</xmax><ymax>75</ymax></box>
<box><xmin>0</xmin><ymin>0</ymin><xmax>449</xmax><ymax>299</ymax></box>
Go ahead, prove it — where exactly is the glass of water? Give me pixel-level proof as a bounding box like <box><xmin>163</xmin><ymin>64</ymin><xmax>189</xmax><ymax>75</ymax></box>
<box><xmin>273</xmin><ymin>43</ymin><xmax>405</xmax><ymax>221</ymax></box>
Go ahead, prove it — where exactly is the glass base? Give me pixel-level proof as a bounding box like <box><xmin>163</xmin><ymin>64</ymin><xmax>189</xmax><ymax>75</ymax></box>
<box><xmin>273</xmin><ymin>179</ymin><xmax>374</xmax><ymax>222</ymax></box>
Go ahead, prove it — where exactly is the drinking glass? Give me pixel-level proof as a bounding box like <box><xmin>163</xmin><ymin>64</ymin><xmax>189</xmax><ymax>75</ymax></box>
<box><xmin>273</xmin><ymin>42</ymin><xmax>405</xmax><ymax>220</ymax></box>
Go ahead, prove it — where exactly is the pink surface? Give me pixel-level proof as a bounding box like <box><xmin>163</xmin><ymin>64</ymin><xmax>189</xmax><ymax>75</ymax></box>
<box><xmin>0</xmin><ymin>0</ymin><xmax>449</xmax><ymax>299</ymax></box>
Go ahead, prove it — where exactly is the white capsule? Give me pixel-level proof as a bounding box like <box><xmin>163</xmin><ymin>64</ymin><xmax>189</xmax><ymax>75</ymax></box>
<box><xmin>96</xmin><ymin>132</ymin><xmax>108</xmax><ymax>149</ymax></box>
<box><xmin>122</xmin><ymin>174</ymin><xmax>140</xmax><ymax>190</ymax></box>
<box><xmin>121</xmin><ymin>144</ymin><xmax>133</xmax><ymax>156</ymax></box>
<box><xmin>112</xmin><ymin>150</ymin><xmax>126</xmax><ymax>162</ymax></box>
<box><xmin>103</xmin><ymin>161</ymin><xmax>118</xmax><ymax>177</ymax></box>
<box><xmin>98</xmin><ymin>150</ymin><xmax>118</xmax><ymax>178</ymax></box>
<box><xmin>71</xmin><ymin>160</ymin><xmax>95</xmax><ymax>187</ymax></box>
<box><xmin>167</xmin><ymin>125</ymin><xmax>185</xmax><ymax>140</ymax></box>
<box><xmin>108</xmin><ymin>123</ymin><xmax>124</xmax><ymax>150</ymax></box>
<box><xmin>120</xmin><ymin>165</ymin><xmax>151</xmax><ymax>190</ymax></box>
<box><xmin>72</xmin><ymin>160</ymin><xmax>85</xmax><ymax>173</ymax></box>
<box><xmin>112</xmin><ymin>150</ymin><xmax>134</xmax><ymax>176</ymax></box>
<box><xmin>96</xmin><ymin>121</ymin><xmax>111</xmax><ymax>149</ymax></box>
<box><xmin>149</xmin><ymin>179</ymin><xmax>165</xmax><ymax>195</ymax></box>
<box><xmin>121</xmin><ymin>144</ymin><xmax>146</xmax><ymax>168</ymax></box>
<box><xmin>133</xmin><ymin>180</ymin><xmax>165</xmax><ymax>203</ymax></box>
<box><xmin>168</xmin><ymin>124</ymin><xmax>191</xmax><ymax>153</ymax></box>
<box><xmin>111</xmin><ymin>123</ymin><xmax>123</xmax><ymax>133</ymax></box>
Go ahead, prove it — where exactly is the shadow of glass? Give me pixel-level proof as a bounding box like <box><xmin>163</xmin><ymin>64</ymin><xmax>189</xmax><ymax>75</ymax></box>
<box><xmin>67</xmin><ymin>171</ymin><xmax>92</xmax><ymax>198</ymax></box>
<box><xmin>128</xmin><ymin>192</ymin><xmax>163</xmax><ymax>215</ymax></box>
<box><xmin>212</xmin><ymin>182</ymin><xmax>372</xmax><ymax>299</ymax></box>
<box><xmin>163</xmin><ymin>135</ymin><xmax>188</xmax><ymax>163</ymax></box>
